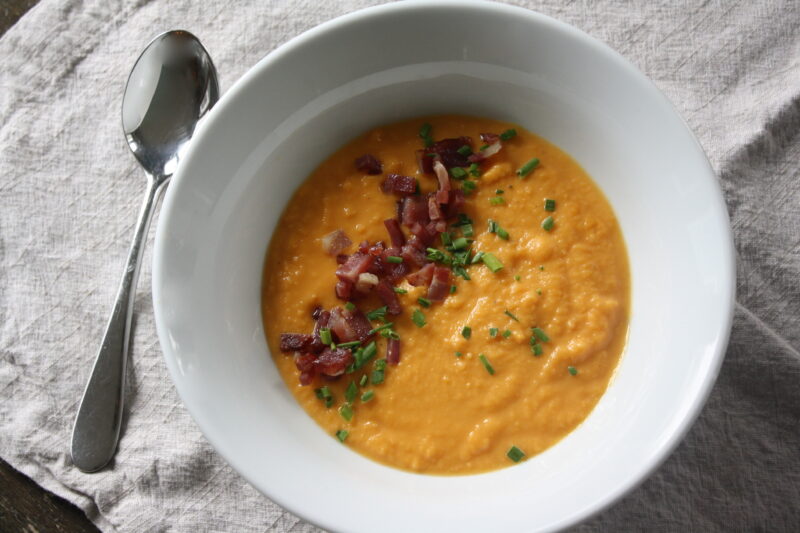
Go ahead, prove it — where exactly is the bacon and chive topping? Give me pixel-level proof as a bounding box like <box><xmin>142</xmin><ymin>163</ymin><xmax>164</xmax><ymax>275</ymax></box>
<box><xmin>507</xmin><ymin>445</ymin><xmax>526</xmax><ymax>462</ymax></box>
<box><xmin>355</xmin><ymin>154</ymin><xmax>383</xmax><ymax>175</ymax></box>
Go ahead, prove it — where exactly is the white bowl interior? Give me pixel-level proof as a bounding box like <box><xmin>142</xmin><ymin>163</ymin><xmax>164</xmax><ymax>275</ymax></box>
<box><xmin>153</xmin><ymin>3</ymin><xmax>734</xmax><ymax>532</ymax></box>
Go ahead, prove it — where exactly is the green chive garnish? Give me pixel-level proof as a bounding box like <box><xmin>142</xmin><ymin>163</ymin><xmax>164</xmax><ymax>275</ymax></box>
<box><xmin>345</xmin><ymin>302</ymin><xmax>356</xmax><ymax>311</ymax></box>
<box><xmin>320</xmin><ymin>328</ymin><xmax>333</xmax><ymax>346</ymax></box>
<box><xmin>482</xmin><ymin>253</ymin><xmax>504</xmax><ymax>272</ymax></box>
<box><xmin>386</xmin><ymin>255</ymin><xmax>403</xmax><ymax>264</ymax></box>
<box><xmin>451</xmin><ymin>237</ymin><xmax>469</xmax><ymax>250</ymax></box>
<box><xmin>359</xmin><ymin>374</ymin><xmax>368</xmax><ymax>387</ymax></box>
<box><xmin>568</xmin><ymin>366</ymin><xmax>578</xmax><ymax>376</ymax></box>
<box><xmin>504</xmin><ymin>309</ymin><xmax>519</xmax><ymax>322</ymax></box>
<box><xmin>412</xmin><ymin>309</ymin><xmax>426</xmax><ymax>328</ymax></box>
<box><xmin>441</xmin><ymin>231</ymin><xmax>452</xmax><ymax>247</ymax></box>
<box><xmin>478</xmin><ymin>354</ymin><xmax>495</xmax><ymax>375</ymax></box>
<box><xmin>366</xmin><ymin>306</ymin><xmax>388</xmax><ymax>321</ymax></box>
<box><xmin>500</xmin><ymin>129</ymin><xmax>517</xmax><ymax>141</ymax></box>
<box><xmin>489</xmin><ymin>196</ymin><xmax>505</xmax><ymax>206</ymax></box>
<box><xmin>495</xmin><ymin>189</ymin><xmax>504</xmax><ymax>195</ymax></box>
<box><xmin>532</xmin><ymin>327</ymin><xmax>550</xmax><ymax>342</ymax></box>
<box><xmin>314</xmin><ymin>386</ymin><xmax>334</xmax><ymax>408</ymax></box>
<box><xmin>532</xmin><ymin>343</ymin><xmax>543</xmax><ymax>356</ymax></box>
<box><xmin>462</xmin><ymin>180</ymin><xmax>477</xmax><ymax>195</ymax></box>
<box><xmin>514</xmin><ymin>275</ymin><xmax>521</xmax><ymax>281</ymax></box>
<box><xmin>517</xmin><ymin>158</ymin><xmax>540</xmax><ymax>177</ymax></box>
<box><xmin>450</xmin><ymin>167</ymin><xmax>467</xmax><ymax>179</ymax></box>
<box><xmin>462</xmin><ymin>326</ymin><xmax>472</xmax><ymax>339</ymax></box>
<box><xmin>371</xmin><ymin>368</ymin><xmax>385</xmax><ymax>385</ymax></box>
<box><xmin>419</xmin><ymin>123</ymin><xmax>432</xmax><ymax>139</ymax></box>
<box><xmin>502</xmin><ymin>329</ymin><xmax>512</xmax><ymax>338</ymax></box>
<box><xmin>393</xmin><ymin>287</ymin><xmax>408</xmax><ymax>294</ymax></box>
<box><xmin>361</xmin><ymin>390</ymin><xmax>375</xmax><ymax>402</ymax></box>
<box><xmin>450</xmin><ymin>284</ymin><xmax>457</xmax><ymax>294</ymax></box>
<box><xmin>368</xmin><ymin>322</ymin><xmax>395</xmax><ymax>335</ymax></box>
<box><xmin>544</xmin><ymin>198</ymin><xmax>556</xmax><ymax>211</ymax></box>
<box><xmin>337</xmin><ymin>341</ymin><xmax>362</xmax><ymax>349</ymax></box>
<box><xmin>345</xmin><ymin>381</ymin><xmax>358</xmax><ymax>403</ymax></box>
<box><xmin>479</xmin><ymin>144</ymin><xmax>489</xmax><ymax>151</ymax></box>
<box><xmin>496</xmin><ymin>226</ymin><xmax>509</xmax><ymax>240</ymax></box>
<box><xmin>541</xmin><ymin>216</ymin><xmax>554</xmax><ymax>231</ymax></box>
<box><xmin>417</xmin><ymin>297</ymin><xmax>431</xmax><ymax>308</ymax></box>
<box><xmin>461</xmin><ymin>223</ymin><xmax>474</xmax><ymax>237</ymax></box>
<box><xmin>536</xmin><ymin>289</ymin><xmax>542</xmax><ymax>295</ymax></box>
<box><xmin>339</xmin><ymin>403</ymin><xmax>354</xmax><ymax>421</ymax></box>
<box><xmin>489</xmin><ymin>327</ymin><xmax>498</xmax><ymax>338</ymax></box>
<box><xmin>457</xmin><ymin>145</ymin><xmax>472</xmax><ymax>156</ymax></box>
<box><xmin>455</xmin><ymin>351</ymin><xmax>463</xmax><ymax>357</ymax></box>
<box><xmin>335</xmin><ymin>429</ymin><xmax>349</xmax><ymax>442</ymax></box>
<box><xmin>507</xmin><ymin>445</ymin><xmax>526</xmax><ymax>462</ymax></box>
<box><xmin>468</xmin><ymin>163</ymin><xmax>481</xmax><ymax>177</ymax></box>
<box><xmin>539</xmin><ymin>265</ymin><xmax>545</xmax><ymax>271</ymax></box>
<box><xmin>471</xmin><ymin>251</ymin><xmax>485</xmax><ymax>264</ymax></box>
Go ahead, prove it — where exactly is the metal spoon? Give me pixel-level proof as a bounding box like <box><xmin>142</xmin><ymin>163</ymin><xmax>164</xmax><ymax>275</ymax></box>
<box><xmin>71</xmin><ymin>30</ymin><xmax>219</xmax><ymax>473</ymax></box>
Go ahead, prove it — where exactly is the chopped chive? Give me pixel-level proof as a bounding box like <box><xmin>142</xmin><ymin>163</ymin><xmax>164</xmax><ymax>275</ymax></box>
<box><xmin>507</xmin><ymin>445</ymin><xmax>526</xmax><ymax>462</ymax></box>
<box><xmin>462</xmin><ymin>326</ymin><xmax>472</xmax><ymax>339</ymax></box>
<box><xmin>462</xmin><ymin>180</ymin><xmax>477</xmax><ymax>195</ymax></box>
<box><xmin>478</xmin><ymin>354</ymin><xmax>495</xmax><ymax>375</ymax></box>
<box><xmin>502</xmin><ymin>329</ymin><xmax>512</xmax><ymax>338</ymax></box>
<box><xmin>496</xmin><ymin>226</ymin><xmax>509</xmax><ymax>240</ymax></box>
<box><xmin>345</xmin><ymin>381</ymin><xmax>358</xmax><ymax>403</ymax></box>
<box><xmin>514</xmin><ymin>275</ymin><xmax>521</xmax><ymax>281</ymax></box>
<box><xmin>417</xmin><ymin>297</ymin><xmax>431</xmax><ymax>308</ymax></box>
<box><xmin>568</xmin><ymin>366</ymin><xmax>578</xmax><ymax>376</ymax></box>
<box><xmin>450</xmin><ymin>284</ymin><xmax>457</xmax><ymax>294</ymax></box>
<box><xmin>380</xmin><ymin>328</ymin><xmax>400</xmax><ymax>340</ymax></box>
<box><xmin>419</xmin><ymin>123</ymin><xmax>432</xmax><ymax>139</ymax></box>
<box><xmin>359</xmin><ymin>374</ymin><xmax>368</xmax><ymax>387</ymax></box>
<box><xmin>453</xmin><ymin>265</ymin><xmax>471</xmax><ymax>280</ymax></box>
<box><xmin>424</xmin><ymin>136</ymin><xmax>433</xmax><ymax>148</ymax></box>
<box><xmin>375</xmin><ymin>359</ymin><xmax>387</xmax><ymax>371</ymax></box>
<box><xmin>479</xmin><ymin>144</ymin><xmax>490</xmax><ymax>151</ymax></box>
<box><xmin>366</xmin><ymin>306</ymin><xmax>388</xmax><ymax>321</ymax></box>
<box><xmin>487</xmin><ymin>219</ymin><xmax>498</xmax><ymax>233</ymax></box>
<box><xmin>368</xmin><ymin>322</ymin><xmax>395</xmax><ymax>335</ymax></box>
<box><xmin>337</xmin><ymin>341</ymin><xmax>362</xmax><ymax>349</ymax></box>
<box><xmin>339</xmin><ymin>403</ymin><xmax>354</xmax><ymax>421</ymax></box>
<box><xmin>536</xmin><ymin>289</ymin><xmax>542</xmax><ymax>295</ymax></box>
<box><xmin>539</xmin><ymin>265</ymin><xmax>545</xmax><ymax>271</ymax></box>
<box><xmin>489</xmin><ymin>196</ymin><xmax>505</xmax><ymax>206</ymax></box>
<box><xmin>344</xmin><ymin>302</ymin><xmax>356</xmax><ymax>311</ymax></box>
<box><xmin>482</xmin><ymin>252</ymin><xmax>504</xmax><ymax>272</ymax></box>
<box><xmin>495</xmin><ymin>189</ymin><xmax>504</xmax><ymax>195</ymax></box>
<box><xmin>468</xmin><ymin>163</ymin><xmax>481</xmax><ymax>177</ymax></box>
<box><xmin>489</xmin><ymin>327</ymin><xmax>499</xmax><ymax>338</ymax></box>
<box><xmin>504</xmin><ymin>309</ymin><xmax>519</xmax><ymax>322</ymax></box>
<box><xmin>461</xmin><ymin>223</ymin><xmax>474</xmax><ymax>237</ymax></box>
<box><xmin>544</xmin><ymin>198</ymin><xmax>556</xmax><ymax>212</ymax></box>
<box><xmin>441</xmin><ymin>231</ymin><xmax>453</xmax><ymax>247</ymax></box>
<box><xmin>393</xmin><ymin>287</ymin><xmax>408</xmax><ymax>294</ymax></box>
<box><xmin>457</xmin><ymin>145</ymin><xmax>472</xmax><ymax>156</ymax></box>
<box><xmin>314</xmin><ymin>386</ymin><xmax>334</xmax><ymax>408</ymax></box>
<box><xmin>531</xmin><ymin>327</ymin><xmax>550</xmax><ymax>342</ymax></box>
<box><xmin>361</xmin><ymin>390</ymin><xmax>375</xmax><ymax>402</ymax></box>
<box><xmin>532</xmin><ymin>343</ymin><xmax>543</xmax><ymax>356</ymax></box>
<box><xmin>500</xmin><ymin>128</ymin><xmax>517</xmax><ymax>141</ymax></box>
<box><xmin>412</xmin><ymin>309</ymin><xmax>426</xmax><ymax>328</ymax></box>
<box><xmin>320</xmin><ymin>328</ymin><xmax>333</xmax><ymax>346</ymax></box>
<box><xmin>350</xmin><ymin>341</ymin><xmax>378</xmax><ymax>371</ymax></box>
<box><xmin>517</xmin><ymin>157</ymin><xmax>540</xmax><ymax>177</ymax></box>
<box><xmin>451</xmin><ymin>237</ymin><xmax>469</xmax><ymax>250</ymax></box>
<box><xmin>455</xmin><ymin>351</ymin><xmax>463</xmax><ymax>357</ymax></box>
<box><xmin>541</xmin><ymin>216</ymin><xmax>554</xmax><ymax>231</ymax></box>
<box><xmin>450</xmin><ymin>167</ymin><xmax>467</xmax><ymax>179</ymax></box>
<box><xmin>370</xmin><ymin>368</ymin><xmax>385</xmax><ymax>385</ymax></box>
<box><xmin>471</xmin><ymin>251</ymin><xmax>485</xmax><ymax>264</ymax></box>
<box><xmin>386</xmin><ymin>255</ymin><xmax>404</xmax><ymax>264</ymax></box>
<box><xmin>335</xmin><ymin>429</ymin><xmax>349</xmax><ymax>442</ymax></box>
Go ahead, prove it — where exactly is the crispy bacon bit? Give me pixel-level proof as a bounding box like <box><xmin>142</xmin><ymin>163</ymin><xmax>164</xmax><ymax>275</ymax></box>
<box><xmin>428</xmin><ymin>137</ymin><xmax>473</xmax><ymax>170</ymax></box>
<box><xmin>400</xmin><ymin>196</ymin><xmax>430</xmax><ymax>227</ymax></box>
<box><xmin>321</xmin><ymin>229</ymin><xmax>352</xmax><ymax>256</ymax></box>
<box><xmin>381</xmin><ymin>247</ymin><xmax>409</xmax><ymax>282</ymax></box>
<box><xmin>355</xmin><ymin>154</ymin><xmax>382</xmax><ymax>175</ymax></box>
<box><xmin>433</xmin><ymin>160</ymin><xmax>451</xmax><ymax>194</ymax></box>
<box><xmin>367</xmin><ymin>241</ymin><xmax>385</xmax><ymax>256</ymax></box>
<box><xmin>381</xmin><ymin>174</ymin><xmax>417</xmax><ymax>196</ymax></box>
<box><xmin>356</xmin><ymin>272</ymin><xmax>380</xmax><ymax>293</ymax></box>
<box><xmin>311</xmin><ymin>310</ymin><xmax>330</xmax><ymax>352</ymax></box>
<box><xmin>299</xmin><ymin>371</ymin><xmax>314</xmax><ymax>386</ymax></box>
<box><xmin>480</xmin><ymin>132</ymin><xmax>500</xmax><ymax>144</ymax></box>
<box><xmin>467</xmin><ymin>141</ymin><xmax>502</xmax><ymax>163</ymax></box>
<box><xmin>376</xmin><ymin>279</ymin><xmax>402</xmax><ymax>315</ymax></box>
<box><xmin>428</xmin><ymin>194</ymin><xmax>445</xmax><ymax>223</ymax></box>
<box><xmin>427</xmin><ymin>266</ymin><xmax>451</xmax><ymax>301</ymax></box>
<box><xmin>384</xmin><ymin>218</ymin><xmax>406</xmax><ymax>248</ymax></box>
<box><xmin>280</xmin><ymin>333</ymin><xmax>314</xmax><ymax>353</ymax></box>
<box><xmin>315</xmin><ymin>347</ymin><xmax>354</xmax><ymax>377</ymax></box>
<box><xmin>311</xmin><ymin>306</ymin><xmax>323</xmax><ymax>320</ymax></box>
<box><xmin>407</xmin><ymin>263</ymin><xmax>435</xmax><ymax>287</ymax></box>
<box><xmin>336</xmin><ymin>252</ymin><xmax>374</xmax><ymax>284</ymax></box>
<box><xmin>335</xmin><ymin>254</ymin><xmax>348</xmax><ymax>265</ymax></box>
<box><xmin>416</xmin><ymin>149</ymin><xmax>435</xmax><ymax>174</ymax></box>
<box><xmin>409</xmin><ymin>222</ymin><xmax>437</xmax><ymax>246</ymax></box>
<box><xmin>335</xmin><ymin>280</ymin><xmax>352</xmax><ymax>300</ymax></box>
<box><xmin>386</xmin><ymin>338</ymin><xmax>401</xmax><ymax>365</ymax></box>
<box><xmin>294</xmin><ymin>352</ymin><xmax>316</xmax><ymax>372</ymax></box>
<box><xmin>401</xmin><ymin>241</ymin><xmax>428</xmax><ymax>267</ymax></box>
<box><xmin>328</xmin><ymin>306</ymin><xmax>372</xmax><ymax>343</ymax></box>
<box><xmin>444</xmin><ymin>189</ymin><xmax>466</xmax><ymax>218</ymax></box>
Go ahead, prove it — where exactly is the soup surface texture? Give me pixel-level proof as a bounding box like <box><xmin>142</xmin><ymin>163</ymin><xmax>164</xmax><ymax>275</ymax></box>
<box><xmin>262</xmin><ymin>115</ymin><xmax>629</xmax><ymax>474</ymax></box>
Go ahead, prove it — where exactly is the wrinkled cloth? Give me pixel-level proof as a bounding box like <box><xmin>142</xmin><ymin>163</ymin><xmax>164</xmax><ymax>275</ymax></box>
<box><xmin>1</xmin><ymin>0</ymin><xmax>798</xmax><ymax>531</ymax></box>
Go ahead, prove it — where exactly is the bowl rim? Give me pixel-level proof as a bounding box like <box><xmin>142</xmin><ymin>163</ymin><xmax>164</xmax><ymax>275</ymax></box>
<box><xmin>153</xmin><ymin>1</ymin><xmax>736</xmax><ymax>531</ymax></box>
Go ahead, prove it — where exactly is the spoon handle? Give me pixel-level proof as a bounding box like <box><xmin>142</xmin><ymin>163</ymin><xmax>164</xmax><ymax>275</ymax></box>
<box><xmin>71</xmin><ymin>175</ymin><xmax>166</xmax><ymax>472</ymax></box>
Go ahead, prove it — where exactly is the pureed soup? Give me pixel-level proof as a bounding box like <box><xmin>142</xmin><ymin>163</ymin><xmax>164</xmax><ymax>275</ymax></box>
<box><xmin>262</xmin><ymin>115</ymin><xmax>630</xmax><ymax>474</ymax></box>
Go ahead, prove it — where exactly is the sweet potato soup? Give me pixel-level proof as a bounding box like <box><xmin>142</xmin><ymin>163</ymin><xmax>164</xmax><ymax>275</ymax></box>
<box><xmin>262</xmin><ymin>115</ymin><xmax>629</xmax><ymax>474</ymax></box>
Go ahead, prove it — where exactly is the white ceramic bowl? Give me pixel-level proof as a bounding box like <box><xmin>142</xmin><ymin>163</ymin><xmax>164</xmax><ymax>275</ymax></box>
<box><xmin>153</xmin><ymin>2</ymin><xmax>735</xmax><ymax>531</ymax></box>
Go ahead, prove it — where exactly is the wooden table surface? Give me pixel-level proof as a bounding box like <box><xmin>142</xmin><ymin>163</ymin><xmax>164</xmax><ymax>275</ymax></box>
<box><xmin>1</xmin><ymin>5</ymin><xmax>101</xmax><ymax>533</ymax></box>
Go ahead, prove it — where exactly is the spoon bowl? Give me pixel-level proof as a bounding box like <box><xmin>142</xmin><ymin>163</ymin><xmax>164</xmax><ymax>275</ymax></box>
<box><xmin>71</xmin><ymin>30</ymin><xmax>219</xmax><ymax>473</ymax></box>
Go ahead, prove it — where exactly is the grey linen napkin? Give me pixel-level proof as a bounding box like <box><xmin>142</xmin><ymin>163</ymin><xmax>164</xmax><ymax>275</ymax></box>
<box><xmin>1</xmin><ymin>0</ymin><xmax>798</xmax><ymax>531</ymax></box>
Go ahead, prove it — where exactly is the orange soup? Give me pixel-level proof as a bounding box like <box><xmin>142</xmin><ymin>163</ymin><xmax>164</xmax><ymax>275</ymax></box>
<box><xmin>262</xmin><ymin>115</ymin><xmax>629</xmax><ymax>474</ymax></box>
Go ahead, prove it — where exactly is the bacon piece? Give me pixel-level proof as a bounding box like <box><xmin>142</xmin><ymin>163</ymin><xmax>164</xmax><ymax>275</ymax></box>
<box><xmin>384</xmin><ymin>218</ymin><xmax>406</xmax><ymax>248</ymax></box>
<box><xmin>400</xmin><ymin>196</ymin><xmax>430</xmax><ymax>227</ymax></box>
<box><xmin>408</xmin><ymin>222</ymin><xmax>436</xmax><ymax>246</ymax></box>
<box><xmin>280</xmin><ymin>333</ymin><xmax>314</xmax><ymax>353</ymax></box>
<box><xmin>321</xmin><ymin>229</ymin><xmax>352</xmax><ymax>256</ymax></box>
<box><xmin>432</xmin><ymin>160</ymin><xmax>450</xmax><ymax>194</ymax></box>
<box><xmin>376</xmin><ymin>279</ymin><xmax>402</xmax><ymax>315</ymax></box>
<box><xmin>294</xmin><ymin>352</ymin><xmax>316</xmax><ymax>372</ymax></box>
<box><xmin>416</xmin><ymin>149</ymin><xmax>435</xmax><ymax>174</ymax></box>
<box><xmin>315</xmin><ymin>347</ymin><xmax>354</xmax><ymax>377</ymax></box>
<box><xmin>407</xmin><ymin>263</ymin><xmax>435</xmax><ymax>287</ymax></box>
<box><xmin>480</xmin><ymin>132</ymin><xmax>500</xmax><ymax>144</ymax></box>
<box><xmin>428</xmin><ymin>194</ymin><xmax>444</xmax><ymax>223</ymax></box>
<box><xmin>468</xmin><ymin>141</ymin><xmax>502</xmax><ymax>163</ymax></box>
<box><xmin>381</xmin><ymin>174</ymin><xmax>417</xmax><ymax>196</ymax></box>
<box><xmin>427</xmin><ymin>219</ymin><xmax>446</xmax><ymax>236</ymax></box>
<box><xmin>427</xmin><ymin>266</ymin><xmax>451</xmax><ymax>301</ymax></box>
<box><xmin>430</xmin><ymin>137</ymin><xmax>473</xmax><ymax>169</ymax></box>
<box><xmin>311</xmin><ymin>306</ymin><xmax>323</xmax><ymax>320</ymax></box>
<box><xmin>356</xmin><ymin>272</ymin><xmax>379</xmax><ymax>293</ymax></box>
<box><xmin>386</xmin><ymin>339</ymin><xmax>401</xmax><ymax>365</ymax></box>
<box><xmin>336</xmin><ymin>252</ymin><xmax>374</xmax><ymax>284</ymax></box>
<box><xmin>310</xmin><ymin>309</ymin><xmax>330</xmax><ymax>353</ymax></box>
<box><xmin>401</xmin><ymin>241</ymin><xmax>428</xmax><ymax>268</ymax></box>
<box><xmin>335</xmin><ymin>254</ymin><xmax>348</xmax><ymax>265</ymax></box>
<box><xmin>328</xmin><ymin>306</ymin><xmax>372</xmax><ymax>343</ymax></box>
<box><xmin>355</xmin><ymin>154</ymin><xmax>382</xmax><ymax>175</ymax></box>
<box><xmin>444</xmin><ymin>190</ymin><xmax>466</xmax><ymax>219</ymax></box>
<box><xmin>335</xmin><ymin>280</ymin><xmax>352</xmax><ymax>300</ymax></box>
<box><xmin>381</xmin><ymin>247</ymin><xmax>409</xmax><ymax>283</ymax></box>
<box><xmin>299</xmin><ymin>371</ymin><xmax>314</xmax><ymax>386</ymax></box>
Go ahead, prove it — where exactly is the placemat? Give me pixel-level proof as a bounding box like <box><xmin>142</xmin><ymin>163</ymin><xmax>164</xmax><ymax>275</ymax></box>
<box><xmin>1</xmin><ymin>0</ymin><xmax>798</xmax><ymax>531</ymax></box>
